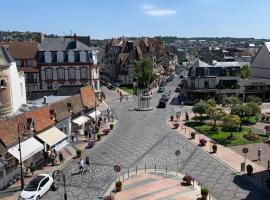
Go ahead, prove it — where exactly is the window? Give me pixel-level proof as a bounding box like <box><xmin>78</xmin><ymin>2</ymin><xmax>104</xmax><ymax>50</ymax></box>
<box><xmin>39</xmin><ymin>177</ymin><xmax>49</xmax><ymax>188</ymax></box>
<box><xmin>68</xmin><ymin>68</ymin><xmax>76</xmax><ymax>79</ymax></box>
<box><xmin>74</xmin><ymin>51</ymin><xmax>80</xmax><ymax>62</ymax></box>
<box><xmin>47</xmin><ymin>83</ymin><xmax>52</xmax><ymax>90</ymax></box>
<box><xmin>51</xmin><ymin>52</ymin><xmax>57</xmax><ymax>63</ymax></box>
<box><xmin>57</xmin><ymin>68</ymin><xmax>65</xmax><ymax>80</ymax></box>
<box><xmin>64</xmin><ymin>52</ymin><xmax>68</xmax><ymax>62</ymax></box>
<box><xmin>0</xmin><ymin>79</ymin><xmax>6</xmax><ymax>88</ymax></box>
<box><xmin>80</xmin><ymin>67</ymin><xmax>88</xmax><ymax>79</ymax></box>
<box><xmin>204</xmin><ymin>81</ymin><xmax>209</xmax><ymax>89</ymax></box>
<box><xmin>45</xmin><ymin>68</ymin><xmax>53</xmax><ymax>80</ymax></box>
<box><xmin>38</xmin><ymin>52</ymin><xmax>45</xmax><ymax>63</ymax></box>
<box><xmin>27</xmin><ymin>60</ymin><xmax>33</xmax><ymax>67</ymax></box>
<box><xmin>15</xmin><ymin>60</ymin><xmax>21</xmax><ymax>67</ymax></box>
<box><xmin>204</xmin><ymin>68</ymin><xmax>209</xmax><ymax>76</ymax></box>
<box><xmin>26</xmin><ymin>73</ymin><xmax>37</xmax><ymax>84</ymax></box>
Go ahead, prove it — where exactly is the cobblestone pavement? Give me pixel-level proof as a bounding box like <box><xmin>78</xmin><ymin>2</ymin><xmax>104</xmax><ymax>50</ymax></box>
<box><xmin>44</xmin><ymin>78</ymin><xmax>270</xmax><ymax>200</ymax></box>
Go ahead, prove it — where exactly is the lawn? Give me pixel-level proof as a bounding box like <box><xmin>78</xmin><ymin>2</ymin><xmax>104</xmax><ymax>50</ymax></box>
<box><xmin>119</xmin><ymin>85</ymin><xmax>144</xmax><ymax>94</ymax></box>
<box><xmin>185</xmin><ymin>122</ymin><xmax>268</xmax><ymax>146</ymax></box>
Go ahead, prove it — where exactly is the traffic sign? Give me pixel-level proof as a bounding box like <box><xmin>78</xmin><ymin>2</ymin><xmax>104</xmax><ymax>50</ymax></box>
<box><xmin>114</xmin><ymin>165</ymin><xmax>121</xmax><ymax>172</ymax></box>
<box><xmin>242</xmin><ymin>148</ymin><xmax>249</xmax><ymax>154</ymax></box>
<box><xmin>175</xmin><ymin>150</ymin><xmax>180</xmax><ymax>156</ymax></box>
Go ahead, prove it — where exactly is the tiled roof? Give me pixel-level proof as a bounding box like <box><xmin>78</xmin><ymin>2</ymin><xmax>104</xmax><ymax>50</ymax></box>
<box><xmin>68</xmin><ymin>94</ymin><xmax>84</xmax><ymax>114</ymax></box>
<box><xmin>0</xmin><ymin>115</ymin><xmax>29</xmax><ymax>147</ymax></box>
<box><xmin>25</xmin><ymin>107</ymin><xmax>55</xmax><ymax>132</ymax></box>
<box><xmin>50</xmin><ymin>99</ymin><xmax>71</xmax><ymax>122</ymax></box>
<box><xmin>0</xmin><ymin>41</ymin><xmax>38</xmax><ymax>59</ymax></box>
<box><xmin>80</xmin><ymin>86</ymin><xmax>96</xmax><ymax>108</ymax></box>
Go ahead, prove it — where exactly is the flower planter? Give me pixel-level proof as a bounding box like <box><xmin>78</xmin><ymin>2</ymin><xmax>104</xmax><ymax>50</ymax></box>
<box><xmin>110</xmin><ymin>124</ymin><xmax>114</xmax><ymax>130</ymax></box>
<box><xmin>183</xmin><ymin>175</ymin><xmax>193</xmax><ymax>185</ymax></box>
<box><xmin>87</xmin><ymin>140</ymin><xmax>95</xmax><ymax>148</ymax></box>
<box><xmin>103</xmin><ymin>128</ymin><xmax>110</xmax><ymax>135</ymax></box>
<box><xmin>170</xmin><ymin>115</ymin><xmax>174</xmax><ymax>121</ymax></box>
<box><xmin>76</xmin><ymin>149</ymin><xmax>82</xmax><ymax>158</ymax></box>
<box><xmin>212</xmin><ymin>144</ymin><xmax>217</xmax><ymax>153</ymax></box>
<box><xmin>201</xmin><ymin>188</ymin><xmax>208</xmax><ymax>200</ymax></box>
<box><xmin>199</xmin><ymin>139</ymin><xmax>207</xmax><ymax>146</ymax></box>
<box><xmin>174</xmin><ymin>123</ymin><xmax>179</xmax><ymax>129</ymax></box>
<box><xmin>97</xmin><ymin>134</ymin><xmax>101</xmax><ymax>141</ymax></box>
<box><xmin>191</xmin><ymin>132</ymin><xmax>196</xmax><ymax>139</ymax></box>
<box><xmin>115</xmin><ymin>181</ymin><xmax>122</xmax><ymax>192</ymax></box>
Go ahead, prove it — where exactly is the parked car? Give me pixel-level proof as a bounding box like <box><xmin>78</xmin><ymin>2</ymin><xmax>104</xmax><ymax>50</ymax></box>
<box><xmin>159</xmin><ymin>80</ymin><xmax>166</xmax><ymax>87</ymax></box>
<box><xmin>19</xmin><ymin>174</ymin><xmax>54</xmax><ymax>200</ymax></box>
<box><xmin>107</xmin><ymin>84</ymin><xmax>116</xmax><ymax>90</ymax></box>
<box><xmin>175</xmin><ymin>87</ymin><xmax>181</xmax><ymax>92</ymax></box>
<box><xmin>180</xmin><ymin>75</ymin><xmax>184</xmax><ymax>79</ymax></box>
<box><xmin>158</xmin><ymin>87</ymin><xmax>165</xmax><ymax>93</ymax></box>
<box><xmin>158</xmin><ymin>99</ymin><xmax>167</xmax><ymax>108</ymax></box>
<box><xmin>161</xmin><ymin>93</ymin><xmax>170</xmax><ymax>101</ymax></box>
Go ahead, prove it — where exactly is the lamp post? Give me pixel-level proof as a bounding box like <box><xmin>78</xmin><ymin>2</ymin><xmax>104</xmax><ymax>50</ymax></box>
<box><xmin>18</xmin><ymin>123</ymin><xmax>26</xmax><ymax>191</ymax></box>
<box><xmin>52</xmin><ymin>170</ymin><xmax>67</xmax><ymax>200</ymax></box>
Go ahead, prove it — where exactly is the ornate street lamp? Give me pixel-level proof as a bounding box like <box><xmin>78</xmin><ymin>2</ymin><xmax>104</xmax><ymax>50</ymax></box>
<box><xmin>52</xmin><ymin>170</ymin><xmax>67</xmax><ymax>200</ymax></box>
<box><xmin>18</xmin><ymin>123</ymin><xmax>26</xmax><ymax>191</ymax></box>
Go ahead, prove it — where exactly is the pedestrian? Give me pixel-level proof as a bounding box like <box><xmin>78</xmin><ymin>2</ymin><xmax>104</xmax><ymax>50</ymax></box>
<box><xmin>181</xmin><ymin>101</ymin><xmax>184</xmax><ymax>107</ymax></box>
<box><xmin>185</xmin><ymin>112</ymin><xmax>189</xmax><ymax>121</ymax></box>
<box><xmin>71</xmin><ymin>133</ymin><xmax>74</xmax><ymax>143</ymax></box>
<box><xmin>59</xmin><ymin>152</ymin><xmax>64</xmax><ymax>164</ymax></box>
<box><xmin>120</xmin><ymin>96</ymin><xmax>122</xmax><ymax>103</ymax></box>
<box><xmin>126</xmin><ymin>95</ymin><xmax>128</xmax><ymax>101</ymax></box>
<box><xmin>53</xmin><ymin>149</ymin><xmax>58</xmax><ymax>164</ymax></box>
<box><xmin>79</xmin><ymin>158</ymin><xmax>84</xmax><ymax>173</ymax></box>
<box><xmin>29</xmin><ymin>162</ymin><xmax>34</xmax><ymax>176</ymax></box>
<box><xmin>258</xmin><ymin>148</ymin><xmax>262</xmax><ymax>161</ymax></box>
<box><xmin>50</xmin><ymin>152</ymin><xmax>55</xmax><ymax>166</ymax></box>
<box><xmin>107</xmin><ymin>107</ymin><xmax>110</xmax><ymax>116</ymax></box>
<box><xmin>111</xmin><ymin>114</ymin><xmax>114</xmax><ymax>122</ymax></box>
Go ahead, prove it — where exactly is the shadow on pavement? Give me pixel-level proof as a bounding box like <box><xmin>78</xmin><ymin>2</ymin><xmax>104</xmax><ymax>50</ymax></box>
<box><xmin>233</xmin><ymin>172</ymin><xmax>270</xmax><ymax>200</ymax></box>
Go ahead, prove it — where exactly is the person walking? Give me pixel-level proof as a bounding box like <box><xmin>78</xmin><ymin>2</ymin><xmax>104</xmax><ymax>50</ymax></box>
<box><xmin>29</xmin><ymin>162</ymin><xmax>35</xmax><ymax>176</ymax></box>
<box><xmin>53</xmin><ymin>149</ymin><xmax>58</xmax><ymax>165</ymax></box>
<box><xmin>258</xmin><ymin>148</ymin><xmax>262</xmax><ymax>161</ymax></box>
<box><xmin>79</xmin><ymin>158</ymin><xmax>85</xmax><ymax>173</ymax></box>
<box><xmin>59</xmin><ymin>152</ymin><xmax>64</xmax><ymax>164</ymax></box>
<box><xmin>185</xmin><ymin>112</ymin><xmax>189</xmax><ymax>121</ymax></box>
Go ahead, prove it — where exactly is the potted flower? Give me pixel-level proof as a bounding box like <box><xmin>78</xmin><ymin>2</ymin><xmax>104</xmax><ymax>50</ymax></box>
<box><xmin>104</xmin><ymin>195</ymin><xmax>115</xmax><ymax>200</ymax></box>
<box><xmin>87</xmin><ymin>140</ymin><xmax>95</xmax><ymax>148</ymax></box>
<box><xmin>199</xmin><ymin>138</ymin><xmax>207</xmax><ymax>146</ymax></box>
<box><xmin>76</xmin><ymin>149</ymin><xmax>82</xmax><ymax>158</ymax></box>
<box><xmin>174</xmin><ymin>123</ymin><xmax>179</xmax><ymax>129</ymax></box>
<box><xmin>170</xmin><ymin>115</ymin><xmax>174</xmax><ymax>121</ymax></box>
<box><xmin>115</xmin><ymin>180</ymin><xmax>122</xmax><ymax>192</ymax></box>
<box><xmin>191</xmin><ymin>132</ymin><xmax>196</xmax><ymax>139</ymax></box>
<box><xmin>183</xmin><ymin>175</ymin><xmax>193</xmax><ymax>185</ymax></box>
<box><xmin>246</xmin><ymin>164</ymin><xmax>253</xmax><ymax>176</ymax></box>
<box><xmin>103</xmin><ymin>128</ymin><xmax>110</xmax><ymax>135</ymax></box>
<box><xmin>110</xmin><ymin>124</ymin><xmax>114</xmax><ymax>130</ymax></box>
<box><xmin>97</xmin><ymin>134</ymin><xmax>101</xmax><ymax>141</ymax></box>
<box><xmin>212</xmin><ymin>144</ymin><xmax>217</xmax><ymax>153</ymax></box>
<box><xmin>201</xmin><ymin>187</ymin><xmax>209</xmax><ymax>200</ymax></box>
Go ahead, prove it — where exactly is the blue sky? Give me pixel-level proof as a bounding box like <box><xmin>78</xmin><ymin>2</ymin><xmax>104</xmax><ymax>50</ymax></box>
<box><xmin>1</xmin><ymin>0</ymin><xmax>270</xmax><ymax>39</ymax></box>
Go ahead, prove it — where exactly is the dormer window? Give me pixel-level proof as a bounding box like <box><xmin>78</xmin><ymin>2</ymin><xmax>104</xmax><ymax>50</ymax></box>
<box><xmin>0</xmin><ymin>79</ymin><xmax>6</xmax><ymax>88</ymax></box>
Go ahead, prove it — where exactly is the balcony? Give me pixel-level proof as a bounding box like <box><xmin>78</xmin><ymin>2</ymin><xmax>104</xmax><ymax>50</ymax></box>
<box><xmin>26</xmin><ymin>79</ymin><xmax>37</xmax><ymax>84</ymax></box>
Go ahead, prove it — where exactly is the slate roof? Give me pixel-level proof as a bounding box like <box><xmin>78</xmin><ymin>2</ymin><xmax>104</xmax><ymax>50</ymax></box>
<box><xmin>213</xmin><ymin>61</ymin><xmax>241</xmax><ymax>68</ymax></box>
<box><xmin>0</xmin><ymin>46</ymin><xmax>13</xmax><ymax>66</ymax></box>
<box><xmin>0</xmin><ymin>41</ymin><xmax>38</xmax><ymax>59</ymax></box>
<box><xmin>39</xmin><ymin>38</ymin><xmax>93</xmax><ymax>51</ymax></box>
<box><xmin>193</xmin><ymin>59</ymin><xmax>211</xmax><ymax>68</ymax></box>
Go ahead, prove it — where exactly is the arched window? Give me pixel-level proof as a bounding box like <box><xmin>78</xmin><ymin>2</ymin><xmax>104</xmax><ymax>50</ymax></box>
<box><xmin>0</xmin><ymin>79</ymin><xmax>6</xmax><ymax>88</ymax></box>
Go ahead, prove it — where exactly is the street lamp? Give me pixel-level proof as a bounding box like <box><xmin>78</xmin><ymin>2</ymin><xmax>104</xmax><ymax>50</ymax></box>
<box><xmin>52</xmin><ymin>170</ymin><xmax>67</xmax><ymax>200</ymax></box>
<box><xmin>18</xmin><ymin>123</ymin><xmax>26</xmax><ymax>191</ymax></box>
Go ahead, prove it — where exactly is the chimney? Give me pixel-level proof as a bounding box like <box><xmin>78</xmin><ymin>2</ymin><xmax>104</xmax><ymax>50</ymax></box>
<box><xmin>74</xmin><ymin>34</ymin><xmax>77</xmax><ymax>48</ymax></box>
<box><xmin>43</xmin><ymin>96</ymin><xmax>47</xmax><ymax>104</ymax></box>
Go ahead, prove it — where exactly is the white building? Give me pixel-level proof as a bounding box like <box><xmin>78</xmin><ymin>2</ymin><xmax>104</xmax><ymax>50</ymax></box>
<box><xmin>0</xmin><ymin>46</ymin><xmax>26</xmax><ymax>118</ymax></box>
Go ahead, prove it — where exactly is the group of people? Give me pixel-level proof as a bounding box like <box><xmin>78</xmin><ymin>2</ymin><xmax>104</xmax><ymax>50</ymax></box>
<box><xmin>48</xmin><ymin>149</ymin><xmax>64</xmax><ymax>166</ymax></box>
<box><xmin>119</xmin><ymin>92</ymin><xmax>128</xmax><ymax>102</ymax></box>
<box><xmin>78</xmin><ymin>156</ymin><xmax>90</xmax><ymax>173</ymax></box>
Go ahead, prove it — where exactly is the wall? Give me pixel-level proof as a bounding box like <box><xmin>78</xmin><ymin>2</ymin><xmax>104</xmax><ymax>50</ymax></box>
<box><xmin>9</xmin><ymin>62</ymin><xmax>26</xmax><ymax>114</ymax></box>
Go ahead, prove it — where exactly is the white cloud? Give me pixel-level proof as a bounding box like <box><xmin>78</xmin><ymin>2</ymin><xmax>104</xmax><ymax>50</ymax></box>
<box><xmin>142</xmin><ymin>4</ymin><xmax>177</xmax><ymax>16</ymax></box>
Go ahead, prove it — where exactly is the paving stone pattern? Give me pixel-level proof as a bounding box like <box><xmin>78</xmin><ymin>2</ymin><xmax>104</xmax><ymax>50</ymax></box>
<box><xmin>44</xmin><ymin>79</ymin><xmax>270</xmax><ymax>200</ymax></box>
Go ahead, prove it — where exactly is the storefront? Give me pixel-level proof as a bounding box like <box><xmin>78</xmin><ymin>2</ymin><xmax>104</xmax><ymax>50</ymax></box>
<box><xmin>8</xmin><ymin>137</ymin><xmax>44</xmax><ymax>169</ymax></box>
<box><xmin>88</xmin><ymin>110</ymin><xmax>101</xmax><ymax>120</ymax></box>
<box><xmin>72</xmin><ymin>115</ymin><xmax>90</xmax><ymax>136</ymax></box>
<box><xmin>36</xmin><ymin>127</ymin><xmax>68</xmax><ymax>151</ymax></box>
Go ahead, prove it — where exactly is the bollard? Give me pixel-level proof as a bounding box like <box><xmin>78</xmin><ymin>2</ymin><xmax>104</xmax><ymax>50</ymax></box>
<box><xmin>136</xmin><ymin>166</ymin><xmax>137</xmax><ymax>175</ymax></box>
<box><xmin>128</xmin><ymin>169</ymin><xmax>129</xmax><ymax>178</ymax></box>
<box><xmin>166</xmin><ymin>165</ymin><xmax>167</xmax><ymax>174</ymax></box>
<box><xmin>155</xmin><ymin>164</ymin><xmax>156</xmax><ymax>173</ymax></box>
<box><xmin>122</xmin><ymin>174</ymin><xmax>124</xmax><ymax>182</ymax></box>
<box><xmin>145</xmin><ymin>164</ymin><xmax>147</xmax><ymax>173</ymax></box>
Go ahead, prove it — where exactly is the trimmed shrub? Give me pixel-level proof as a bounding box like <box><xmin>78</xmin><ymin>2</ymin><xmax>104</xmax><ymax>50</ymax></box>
<box><xmin>76</xmin><ymin>149</ymin><xmax>82</xmax><ymax>158</ymax></box>
<box><xmin>212</xmin><ymin>144</ymin><xmax>217</xmax><ymax>153</ymax></box>
<box><xmin>115</xmin><ymin>180</ymin><xmax>122</xmax><ymax>192</ymax></box>
<box><xmin>110</xmin><ymin>124</ymin><xmax>114</xmax><ymax>130</ymax></box>
<box><xmin>97</xmin><ymin>134</ymin><xmax>101</xmax><ymax>141</ymax></box>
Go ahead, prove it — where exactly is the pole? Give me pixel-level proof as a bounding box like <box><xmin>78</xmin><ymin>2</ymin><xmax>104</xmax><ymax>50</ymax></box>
<box><xmin>18</xmin><ymin>123</ymin><xmax>26</xmax><ymax>191</ymax></box>
<box><xmin>244</xmin><ymin>153</ymin><xmax>246</xmax><ymax>173</ymax></box>
<box><xmin>94</xmin><ymin>95</ymin><xmax>97</xmax><ymax>140</ymax></box>
<box><xmin>176</xmin><ymin>155</ymin><xmax>179</xmax><ymax>176</ymax></box>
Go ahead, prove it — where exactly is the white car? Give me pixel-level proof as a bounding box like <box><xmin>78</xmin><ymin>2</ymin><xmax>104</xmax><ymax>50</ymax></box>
<box><xmin>19</xmin><ymin>174</ymin><xmax>54</xmax><ymax>200</ymax></box>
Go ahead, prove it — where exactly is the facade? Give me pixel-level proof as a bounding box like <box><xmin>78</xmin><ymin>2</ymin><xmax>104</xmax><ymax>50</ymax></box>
<box><xmin>0</xmin><ymin>41</ymin><xmax>39</xmax><ymax>95</ymax></box>
<box><xmin>101</xmin><ymin>37</ymin><xmax>164</xmax><ymax>85</ymax></box>
<box><xmin>184</xmin><ymin>60</ymin><xmax>241</xmax><ymax>102</ymax></box>
<box><xmin>0</xmin><ymin>46</ymin><xmax>26</xmax><ymax>118</ymax></box>
<box><xmin>38</xmin><ymin>35</ymin><xmax>100</xmax><ymax>92</ymax></box>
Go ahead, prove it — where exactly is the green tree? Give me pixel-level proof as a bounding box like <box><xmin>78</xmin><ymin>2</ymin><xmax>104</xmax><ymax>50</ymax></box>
<box><xmin>134</xmin><ymin>59</ymin><xmax>155</xmax><ymax>87</ymax></box>
<box><xmin>206</xmin><ymin>99</ymin><xmax>216</xmax><ymax>107</ymax></box>
<box><xmin>246</xmin><ymin>102</ymin><xmax>260</xmax><ymax>116</ymax></box>
<box><xmin>231</xmin><ymin>105</ymin><xmax>251</xmax><ymax>129</ymax></box>
<box><xmin>192</xmin><ymin>100</ymin><xmax>210</xmax><ymax>123</ymax></box>
<box><xmin>207</xmin><ymin>107</ymin><xmax>226</xmax><ymax>128</ymax></box>
<box><xmin>222</xmin><ymin>115</ymin><xmax>241</xmax><ymax>139</ymax></box>
<box><xmin>241</xmin><ymin>65</ymin><xmax>250</xmax><ymax>79</ymax></box>
<box><xmin>224</xmin><ymin>97</ymin><xmax>242</xmax><ymax>114</ymax></box>
<box><xmin>246</xmin><ymin>96</ymin><xmax>262</xmax><ymax>105</ymax></box>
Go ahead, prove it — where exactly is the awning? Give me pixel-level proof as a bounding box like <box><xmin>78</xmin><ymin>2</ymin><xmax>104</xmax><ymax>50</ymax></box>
<box><xmin>37</xmin><ymin>127</ymin><xmax>67</xmax><ymax>147</ymax></box>
<box><xmin>8</xmin><ymin>137</ymin><xmax>44</xmax><ymax>162</ymax></box>
<box><xmin>72</xmin><ymin>116</ymin><xmax>90</xmax><ymax>126</ymax></box>
<box><xmin>89</xmin><ymin>110</ymin><xmax>101</xmax><ymax>119</ymax></box>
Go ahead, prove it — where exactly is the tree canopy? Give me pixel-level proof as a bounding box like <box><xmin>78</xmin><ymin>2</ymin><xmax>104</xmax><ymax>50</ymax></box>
<box><xmin>222</xmin><ymin>115</ymin><xmax>241</xmax><ymax>139</ymax></box>
<box><xmin>192</xmin><ymin>100</ymin><xmax>210</xmax><ymax>123</ymax></box>
<box><xmin>231</xmin><ymin>105</ymin><xmax>251</xmax><ymax>129</ymax></box>
<box><xmin>246</xmin><ymin>96</ymin><xmax>262</xmax><ymax>105</ymax></box>
<box><xmin>134</xmin><ymin>59</ymin><xmax>155</xmax><ymax>87</ymax></box>
<box><xmin>246</xmin><ymin>102</ymin><xmax>260</xmax><ymax>116</ymax></box>
<box><xmin>224</xmin><ymin>97</ymin><xmax>242</xmax><ymax>108</ymax></box>
<box><xmin>241</xmin><ymin>65</ymin><xmax>250</xmax><ymax>79</ymax></box>
<box><xmin>207</xmin><ymin>107</ymin><xmax>225</xmax><ymax>128</ymax></box>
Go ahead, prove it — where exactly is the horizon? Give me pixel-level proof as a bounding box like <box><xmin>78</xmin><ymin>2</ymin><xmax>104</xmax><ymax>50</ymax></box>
<box><xmin>1</xmin><ymin>0</ymin><xmax>270</xmax><ymax>40</ymax></box>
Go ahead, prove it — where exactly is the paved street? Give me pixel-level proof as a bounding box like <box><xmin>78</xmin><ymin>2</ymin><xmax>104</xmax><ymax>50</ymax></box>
<box><xmin>44</xmin><ymin>78</ymin><xmax>270</xmax><ymax>200</ymax></box>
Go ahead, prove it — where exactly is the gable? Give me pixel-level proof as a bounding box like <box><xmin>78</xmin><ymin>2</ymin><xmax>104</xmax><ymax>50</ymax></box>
<box><xmin>251</xmin><ymin>43</ymin><xmax>270</xmax><ymax>69</ymax></box>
